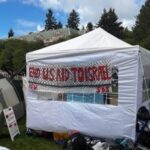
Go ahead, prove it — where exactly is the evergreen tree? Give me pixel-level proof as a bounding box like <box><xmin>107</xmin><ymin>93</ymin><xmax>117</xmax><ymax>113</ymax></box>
<box><xmin>133</xmin><ymin>0</ymin><xmax>150</xmax><ymax>42</ymax></box>
<box><xmin>86</xmin><ymin>22</ymin><xmax>93</xmax><ymax>32</ymax></box>
<box><xmin>0</xmin><ymin>39</ymin><xmax>44</xmax><ymax>76</ymax></box>
<box><xmin>57</xmin><ymin>21</ymin><xmax>63</xmax><ymax>29</ymax></box>
<box><xmin>97</xmin><ymin>8</ymin><xmax>124</xmax><ymax>38</ymax></box>
<box><xmin>67</xmin><ymin>9</ymin><xmax>80</xmax><ymax>30</ymax></box>
<box><xmin>122</xmin><ymin>28</ymin><xmax>134</xmax><ymax>44</ymax></box>
<box><xmin>8</xmin><ymin>28</ymin><xmax>14</xmax><ymax>38</ymax></box>
<box><xmin>45</xmin><ymin>9</ymin><xmax>57</xmax><ymax>30</ymax></box>
<box><xmin>81</xmin><ymin>26</ymin><xmax>85</xmax><ymax>31</ymax></box>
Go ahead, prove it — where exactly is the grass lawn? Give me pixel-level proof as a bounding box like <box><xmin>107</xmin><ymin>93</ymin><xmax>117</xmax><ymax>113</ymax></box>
<box><xmin>0</xmin><ymin>117</ymin><xmax>63</xmax><ymax>150</ymax></box>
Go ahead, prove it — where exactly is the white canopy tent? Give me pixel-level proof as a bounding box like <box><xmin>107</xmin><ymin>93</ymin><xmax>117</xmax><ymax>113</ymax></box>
<box><xmin>24</xmin><ymin>28</ymin><xmax>150</xmax><ymax>141</ymax></box>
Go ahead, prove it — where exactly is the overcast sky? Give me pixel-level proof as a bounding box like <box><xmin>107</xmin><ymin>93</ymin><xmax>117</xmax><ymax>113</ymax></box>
<box><xmin>0</xmin><ymin>0</ymin><xmax>146</xmax><ymax>38</ymax></box>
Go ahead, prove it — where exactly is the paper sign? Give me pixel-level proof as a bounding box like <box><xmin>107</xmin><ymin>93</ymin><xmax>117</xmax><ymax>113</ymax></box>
<box><xmin>3</xmin><ymin>107</ymin><xmax>20</xmax><ymax>141</ymax></box>
<box><xmin>28</xmin><ymin>61</ymin><xmax>112</xmax><ymax>87</ymax></box>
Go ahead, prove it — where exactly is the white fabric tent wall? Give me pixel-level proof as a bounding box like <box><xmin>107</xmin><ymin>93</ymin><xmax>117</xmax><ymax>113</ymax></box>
<box><xmin>139</xmin><ymin>47</ymin><xmax>150</xmax><ymax>110</ymax></box>
<box><xmin>24</xmin><ymin>28</ymin><xmax>149</xmax><ymax>141</ymax></box>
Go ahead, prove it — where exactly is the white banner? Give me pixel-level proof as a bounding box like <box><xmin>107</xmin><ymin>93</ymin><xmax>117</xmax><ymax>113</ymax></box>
<box><xmin>28</xmin><ymin>60</ymin><xmax>113</xmax><ymax>93</ymax></box>
<box><xmin>3</xmin><ymin>107</ymin><xmax>20</xmax><ymax>141</ymax></box>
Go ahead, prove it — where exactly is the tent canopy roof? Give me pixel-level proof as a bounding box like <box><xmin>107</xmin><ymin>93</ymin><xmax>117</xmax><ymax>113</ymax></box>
<box><xmin>26</xmin><ymin>28</ymin><xmax>134</xmax><ymax>62</ymax></box>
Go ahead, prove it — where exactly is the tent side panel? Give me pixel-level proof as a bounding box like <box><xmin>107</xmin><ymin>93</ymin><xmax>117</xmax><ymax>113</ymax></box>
<box><xmin>25</xmin><ymin>49</ymin><xmax>139</xmax><ymax>140</ymax></box>
<box><xmin>139</xmin><ymin>48</ymin><xmax>150</xmax><ymax>110</ymax></box>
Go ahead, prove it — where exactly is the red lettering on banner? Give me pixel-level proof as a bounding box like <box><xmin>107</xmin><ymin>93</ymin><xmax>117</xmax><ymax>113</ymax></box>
<box><xmin>84</xmin><ymin>67</ymin><xmax>88</xmax><ymax>81</ymax></box>
<box><xmin>71</xmin><ymin>67</ymin><xmax>78</xmax><ymax>82</ymax></box>
<box><xmin>96</xmin><ymin>86</ymin><xmax>110</xmax><ymax>93</ymax></box>
<box><xmin>88</xmin><ymin>67</ymin><xmax>94</xmax><ymax>81</ymax></box>
<box><xmin>42</xmin><ymin>68</ymin><xmax>54</xmax><ymax>81</ymax></box>
<box><xmin>56</xmin><ymin>68</ymin><xmax>62</xmax><ymax>81</ymax></box>
<box><xmin>29</xmin><ymin>67</ymin><xmax>40</xmax><ymax>78</ymax></box>
<box><xmin>78</xmin><ymin>67</ymin><xmax>84</xmax><ymax>82</ymax></box>
<box><xmin>29</xmin><ymin>64</ymin><xmax>112</xmax><ymax>86</ymax></box>
<box><xmin>49</xmin><ymin>68</ymin><xmax>54</xmax><ymax>81</ymax></box>
<box><xmin>97</xmin><ymin>65</ymin><xmax>111</xmax><ymax>80</ymax></box>
<box><xmin>98</xmin><ymin>65</ymin><xmax>104</xmax><ymax>80</ymax></box>
<box><xmin>29</xmin><ymin>83</ymin><xmax>38</xmax><ymax>90</ymax></box>
<box><xmin>92</xmin><ymin>66</ymin><xmax>98</xmax><ymax>80</ymax></box>
<box><xmin>43</xmin><ymin>68</ymin><xmax>48</xmax><ymax>80</ymax></box>
<box><xmin>62</xmin><ymin>68</ymin><xmax>69</xmax><ymax>81</ymax></box>
<box><xmin>65</xmin><ymin>69</ymin><xmax>69</xmax><ymax>81</ymax></box>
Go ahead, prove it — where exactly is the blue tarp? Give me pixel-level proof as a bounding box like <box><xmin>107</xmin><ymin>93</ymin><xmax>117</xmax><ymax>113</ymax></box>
<box><xmin>67</xmin><ymin>93</ymin><xmax>104</xmax><ymax>104</ymax></box>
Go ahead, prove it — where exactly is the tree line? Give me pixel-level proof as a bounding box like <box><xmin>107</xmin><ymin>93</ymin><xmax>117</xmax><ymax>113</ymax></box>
<box><xmin>43</xmin><ymin>0</ymin><xmax>150</xmax><ymax>49</ymax></box>
<box><xmin>8</xmin><ymin>0</ymin><xmax>150</xmax><ymax>50</ymax></box>
<box><xmin>1</xmin><ymin>0</ymin><xmax>150</xmax><ymax>76</ymax></box>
